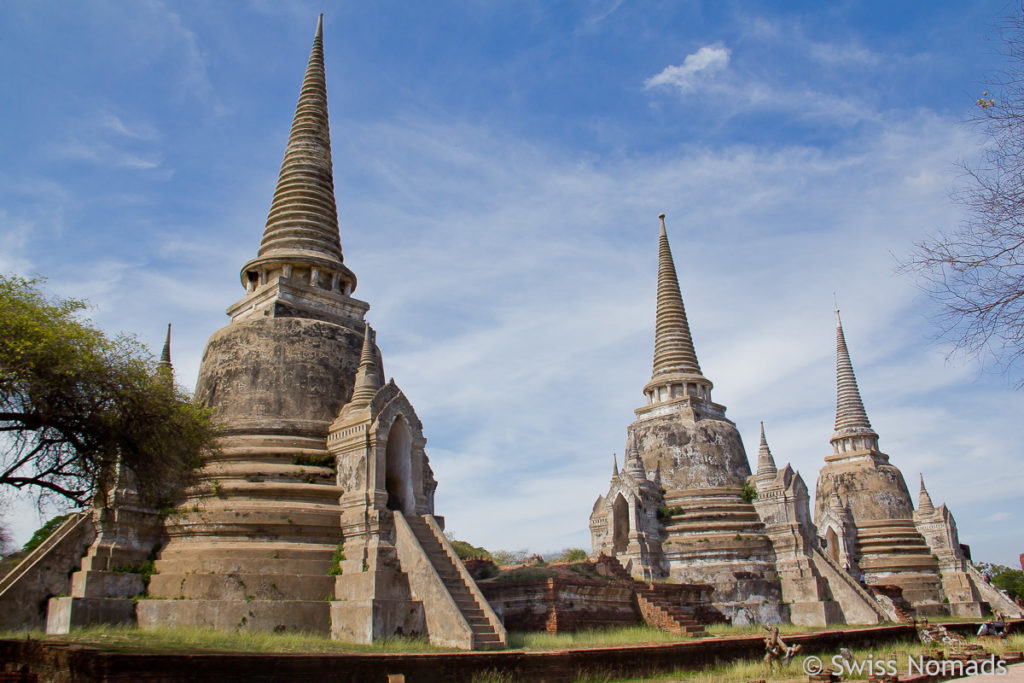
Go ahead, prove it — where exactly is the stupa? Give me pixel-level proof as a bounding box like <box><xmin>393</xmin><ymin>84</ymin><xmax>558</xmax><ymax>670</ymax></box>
<box><xmin>813</xmin><ymin>312</ymin><xmax>946</xmax><ymax>614</ymax></box>
<box><xmin>591</xmin><ymin>214</ymin><xmax>785</xmax><ymax>624</ymax></box>
<box><xmin>117</xmin><ymin>16</ymin><xmax>505</xmax><ymax>648</ymax></box>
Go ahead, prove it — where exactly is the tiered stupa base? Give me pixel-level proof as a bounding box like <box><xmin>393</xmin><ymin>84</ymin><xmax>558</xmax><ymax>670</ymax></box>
<box><xmin>856</xmin><ymin>519</ymin><xmax>946</xmax><ymax>615</ymax></box>
<box><xmin>661</xmin><ymin>487</ymin><xmax>785</xmax><ymax>624</ymax></box>
<box><xmin>139</xmin><ymin>430</ymin><xmax>344</xmax><ymax>633</ymax></box>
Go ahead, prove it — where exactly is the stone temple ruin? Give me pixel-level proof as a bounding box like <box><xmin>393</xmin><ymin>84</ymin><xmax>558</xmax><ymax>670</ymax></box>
<box><xmin>590</xmin><ymin>215</ymin><xmax>1022</xmax><ymax>625</ymax></box>
<box><xmin>39</xmin><ymin>16</ymin><xmax>506</xmax><ymax>649</ymax></box>
<box><xmin>0</xmin><ymin>15</ymin><xmax>1019</xmax><ymax>647</ymax></box>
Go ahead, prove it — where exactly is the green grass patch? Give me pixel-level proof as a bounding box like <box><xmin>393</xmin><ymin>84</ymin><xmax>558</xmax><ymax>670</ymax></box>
<box><xmin>0</xmin><ymin>625</ymin><xmax>451</xmax><ymax>655</ymax></box>
<box><xmin>508</xmin><ymin>624</ymin><xmax>679</xmax><ymax>649</ymax></box>
<box><xmin>704</xmin><ymin>621</ymin><xmax>880</xmax><ymax>637</ymax></box>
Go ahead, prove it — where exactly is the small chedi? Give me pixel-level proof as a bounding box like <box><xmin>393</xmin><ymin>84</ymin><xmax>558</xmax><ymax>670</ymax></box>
<box><xmin>40</xmin><ymin>15</ymin><xmax>505</xmax><ymax>650</ymax></box>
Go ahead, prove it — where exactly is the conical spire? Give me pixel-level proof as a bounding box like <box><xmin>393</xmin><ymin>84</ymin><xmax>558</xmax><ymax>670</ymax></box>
<box><xmin>157</xmin><ymin>323</ymin><xmax>173</xmax><ymax>385</ymax></box>
<box><xmin>612</xmin><ymin>453</ymin><xmax>619</xmax><ymax>477</ymax></box>
<box><xmin>651</xmin><ymin>214</ymin><xmax>705</xmax><ymax>382</ymax></box>
<box><xmin>756</xmin><ymin>421</ymin><xmax>777</xmax><ymax>480</ymax></box>
<box><xmin>918</xmin><ymin>474</ymin><xmax>935</xmax><ymax>514</ymax></box>
<box><xmin>348</xmin><ymin>323</ymin><xmax>383</xmax><ymax>408</ymax></box>
<box><xmin>832</xmin><ymin>310</ymin><xmax>878</xmax><ymax>448</ymax></box>
<box><xmin>239</xmin><ymin>14</ymin><xmax>357</xmax><ymax>296</ymax></box>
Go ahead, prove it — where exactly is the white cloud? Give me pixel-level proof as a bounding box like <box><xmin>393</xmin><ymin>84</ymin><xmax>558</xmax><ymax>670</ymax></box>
<box><xmin>644</xmin><ymin>44</ymin><xmax>731</xmax><ymax>93</ymax></box>
<box><xmin>985</xmin><ymin>512</ymin><xmax>1013</xmax><ymax>523</ymax></box>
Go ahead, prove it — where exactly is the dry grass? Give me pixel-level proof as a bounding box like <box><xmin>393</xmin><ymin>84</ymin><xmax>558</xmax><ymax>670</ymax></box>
<box><xmin>598</xmin><ymin>632</ymin><xmax>1024</xmax><ymax>683</ymax></box>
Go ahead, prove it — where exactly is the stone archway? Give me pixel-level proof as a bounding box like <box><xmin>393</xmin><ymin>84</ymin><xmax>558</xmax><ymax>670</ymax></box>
<box><xmin>825</xmin><ymin>526</ymin><xmax>840</xmax><ymax>563</ymax></box>
<box><xmin>612</xmin><ymin>494</ymin><xmax>630</xmax><ymax>554</ymax></box>
<box><xmin>385</xmin><ymin>417</ymin><xmax>414</xmax><ymax>514</ymax></box>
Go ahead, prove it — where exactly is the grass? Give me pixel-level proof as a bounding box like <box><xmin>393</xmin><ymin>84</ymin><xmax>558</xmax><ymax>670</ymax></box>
<box><xmin>704</xmin><ymin>621</ymin><xmax>883</xmax><ymax>637</ymax></box>
<box><xmin>594</xmin><ymin>631</ymin><xmax>1024</xmax><ymax>683</ymax></box>
<box><xmin>509</xmin><ymin>625</ymin><xmax>683</xmax><ymax>650</ymax></box>
<box><xmin>0</xmin><ymin>624</ymin><xmax>450</xmax><ymax>655</ymax></box>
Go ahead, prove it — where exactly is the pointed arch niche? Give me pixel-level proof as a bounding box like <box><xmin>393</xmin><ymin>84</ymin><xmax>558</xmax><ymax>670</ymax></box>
<box><xmin>385</xmin><ymin>416</ymin><xmax>415</xmax><ymax>514</ymax></box>
<box><xmin>612</xmin><ymin>494</ymin><xmax>630</xmax><ymax>554</ymax></box>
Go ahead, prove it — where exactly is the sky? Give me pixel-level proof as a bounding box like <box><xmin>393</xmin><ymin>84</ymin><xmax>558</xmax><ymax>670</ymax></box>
<box><xmin>1</xmin><ymin>0</ymin><xmax>1023</xmax><ymax>566</ymax></box>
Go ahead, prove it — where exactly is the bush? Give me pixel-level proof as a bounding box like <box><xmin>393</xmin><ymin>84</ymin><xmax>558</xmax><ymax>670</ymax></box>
<box><xmin>448</xmin><ymin>537</ymin><xmax>493</xmax><ymax>562</ymax></box>
<box><xmin>548</xmin><ymin>548</ymin><xmax>588</xmax><ymax>563</ymax></box>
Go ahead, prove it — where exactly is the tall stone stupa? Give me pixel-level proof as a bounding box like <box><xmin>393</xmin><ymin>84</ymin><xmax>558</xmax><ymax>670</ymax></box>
<box><xmin>813</xmin><ymin>312</ymin><xmax>945</xmax><ymax>613</ymax></box>
<box><xmin>127</xmin><ymin>16</ymin><xmax>504</xmax><ymax>648</ymax></box>
<box><xmin>591</xmin><ymin>214</ymin><xmax>785</xmax><ymax>624</ymax></box>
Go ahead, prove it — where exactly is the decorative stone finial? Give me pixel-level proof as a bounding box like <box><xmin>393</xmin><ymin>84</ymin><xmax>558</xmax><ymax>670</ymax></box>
<box><xmin>756</xmin><ymin>421</ymin><xmax>777</xmax><ymax>479</ymax></box>
<box><xmin>239</xmin><ymin>14</ymin><xmax>357</xmax><ymax>295</ymax></box>
<box><xmin>625</xmin><ymin>439</ymin><xmax>646</xmax><ymax>477</ymax></box>
<box><xmin>348</xmin><ymin>323</ymin><xmax>383</xmax><ymax>408</ymax></box>
<box><xmin>831</xmin><ymin>310</ymin><xmax>878</xmax><ymax>452</ymax></box>
<box><xmin>157</xmin><ymin>323</ymin><xmax>173</xmax><ymax>385</ymax></box>
<box><xmin>918</xmin><ymin>474</ymin><xmax>935</xmax><ymax>514</ymax></box>
<box><xmin>612</xmin><ymin>453</ymin><xmax>618</xmax><ymax>477</ymax></box>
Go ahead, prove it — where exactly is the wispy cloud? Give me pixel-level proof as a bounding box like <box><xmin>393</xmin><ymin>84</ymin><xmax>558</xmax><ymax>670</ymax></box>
<box><xmin>96</xmin><ymin>110</ymin><xmax>158</xmax><ymax>140</ymax></box>
<box><xmin>644</xmin><ymin>44</ymin><xmax>731</xmax><ymax>93</ymax></box>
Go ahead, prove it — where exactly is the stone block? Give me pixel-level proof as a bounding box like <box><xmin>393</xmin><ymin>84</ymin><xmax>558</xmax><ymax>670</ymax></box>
<box><xmin>789</xmin><ymin>600</ymin><xmax>844</xmax><ymax>627</ymax></box>
<box><xmin>45</xmin><ymin>596</ymin><xmax>136</xmax><ymax>634</ymax></box>
<box><xmin>329</xmin><ymin>599</ymin><xmax>425</xmax><ymax>644</ymax></box>
<box><xmin>136</xmin><ymin>598</ymin><xmax>331</xmax><ymax>634</ymax></box>
<box><xmin>70</xmin><ymin>570</ymin><xmax>144</xmax><ymax>599</ymax></box>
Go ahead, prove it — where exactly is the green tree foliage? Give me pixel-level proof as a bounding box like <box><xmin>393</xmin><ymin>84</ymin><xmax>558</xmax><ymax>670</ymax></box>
<box><xmin>491</xmin><ymin>549</ymin><xmax>529</xmax><ymax>567</ymax></box>
<box><xmin>549</xmin><ymin>548</ymin><xmax>588</xmax><ymax>563</ymax></box>
<box><xmin>448</xmin><ymin>537</ymin><xmax>494</xmax><ymax>562</ymax></box>
<box><xmin>20</xmin><ymin>513</ymin><xmax>71</xmax><ymax>553</ymax></box>
<box><xmin>980</xmin><ymin>563</ymin><xmax>1024</xmax><ymax>601</ymax></box>
<box><xmin>0</xmin><ymin>275</ymin><xmax>217</xmax><ymax>506</ymax></box>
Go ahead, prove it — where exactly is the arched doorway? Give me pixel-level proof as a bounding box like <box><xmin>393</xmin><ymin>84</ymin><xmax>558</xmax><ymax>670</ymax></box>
<box><xmin>612</xmin><ymin>494</ymin><xmax>630</xmax><ymax>554</ymax></box>
<box><xmin>385</xmin><ymin>418</ymin><xmax>414</xmax><ymax>514</ymax></box>
<box><xmin>825</xmin><ymin>526</ymin><xmax>840</xmax><ymax>563</ymax></box>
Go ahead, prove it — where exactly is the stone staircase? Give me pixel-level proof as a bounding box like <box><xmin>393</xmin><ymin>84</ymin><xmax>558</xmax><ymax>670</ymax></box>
<box><xmin>810</xmin><ymin>547</ymin><xmax>889</xmax><ymax>624</ymax></box>
<box><xmin>964</xmin><ymin>564</ymin><xmax>1024</xmax><ymax>617</ymax></box>
<box><xmin>403</xmin><ymin>514</ymin><xmax>505</xmax><ymax>650</ymax></box>
<box><xmin>867</xmin><ymin>584</ymin><xmax>915</xmax><ymax>623</ymax></box>
<box><xmin>597</xmin><ymin>555</ymin><xmax>706</xmax><ymax>636</ymax></box>
<box><xmin>0</xmin><ymin>512</ymin><xmax>94</xmax><ymax>631</ymax></box>
<box><xmin>634</xmin><ymin>583</ymin><xmax>707</xmax><ymax>635</ymax></box>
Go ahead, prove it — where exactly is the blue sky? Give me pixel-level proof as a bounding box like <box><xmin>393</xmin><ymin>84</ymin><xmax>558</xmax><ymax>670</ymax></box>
<box><xmin>2</xmin><ymin>0</ymin><xmax>1023</xmax><ymax>566</ymax></box>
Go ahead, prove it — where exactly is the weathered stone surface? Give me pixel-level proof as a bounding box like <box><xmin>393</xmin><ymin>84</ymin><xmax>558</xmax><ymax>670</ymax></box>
<box><xmin>630</xmin><ymin>411</ymin><xmax>750</xmax><ymax>491</ymax></box>
<box><xmin>195</xmin><ymin>317</ymin><xmax>365</xmax><ymax>431</ymax></box>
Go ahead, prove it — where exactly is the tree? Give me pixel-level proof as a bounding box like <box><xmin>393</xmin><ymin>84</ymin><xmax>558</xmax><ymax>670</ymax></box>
<box><xmin>978</xmin><ymin>563</ymin><xmax>1024</xmax><ymax>601</ymax></box>
<box><xmin>901</xmin><ymin>10</ymin><xmax>1024</xmax><ymax>384</ymax></box>
<box><xmin>0</xmin><ymin>275</ymin><xmax>216</xmax><ymax>507</ymax></box>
